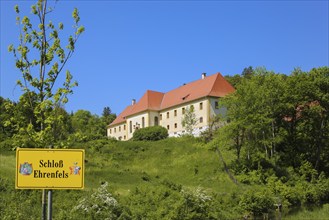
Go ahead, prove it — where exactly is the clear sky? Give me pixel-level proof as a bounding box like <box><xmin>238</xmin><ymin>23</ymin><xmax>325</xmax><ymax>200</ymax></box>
<box><xmin>1</xmin><ymin>0</ymin><xmax>328</xmax><ymax>116</ymax></box>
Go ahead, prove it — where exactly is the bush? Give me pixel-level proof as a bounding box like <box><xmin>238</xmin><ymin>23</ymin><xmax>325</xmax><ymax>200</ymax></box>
<box><xmin>239</xmin><ymin>188</ymin><xmax>275</xmax><ymax>217</ymax></box>
<box><xmin>72</xmin><ymin>182</ymin><xmax>124</xmax><ymax>219</ymax></box>
<box><xmin>0</xmin><ymin>138</ymin><xmax>14</xmax><ymax>151</ymax></box>
<box><xmin>124</xmin><ymin>184</ymin><xmax>220</xmax><ymax>219</ymax></box>
<box><xmin>133</xmin><ymin>126</ymin><xmax>168</xmax><ymax>141</ymax></box>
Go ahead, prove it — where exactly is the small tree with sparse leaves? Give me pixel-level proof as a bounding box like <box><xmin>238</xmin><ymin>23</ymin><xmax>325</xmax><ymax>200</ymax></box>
<box><xmin>181</xmin><ymin>105</ymin><xmax>198</xmax><ymax>135</ymax></box>
<box><xmin>7</xmin><ymin>0</ymin><xmax>84</xmax><ymax>148</ymax></box>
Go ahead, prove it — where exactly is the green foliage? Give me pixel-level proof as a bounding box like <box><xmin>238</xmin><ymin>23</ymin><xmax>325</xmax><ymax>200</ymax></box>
<box><xmin>181</xmin><ymin>105</ymin><xmax>198</xmax><ymax>135</ymax></box>
<box><xmin>239</xmin><ymin>188</ymin><xmax>274</xmax><ymax>217</ymax></box>
<box><xmin>8</xmin><ymin>0</ymin><xmax>84</xmax><ymax>148</ymax></box>
<box><xmin>0</xmin><ymin>177</ymin><xmax>40</xmax><ymax>220</ymax></box>
<box><xmin>132</xmin><ymin>126</ymin><xmax>168</xmax><ymax>141</ymax></box>
<box><xmin>124</xmin><ymin>184</ymin><xmax>219</xmax><ymax>219</ymax></box>
<box><xmin>72</xmin><ymin>182</ymin><xmax>124</xmax><ymax>219</ymax></box>
<box><xmin>2</xmin><ymin>137</ymin><xmax>329</xmax><ymax>219</ymax></box>
<box><xmin>219</xmin><ymin>66</ymin><xmax>329</xmax><ymax>176</ymax></box>
<box><xmin>102</xmin><ymin>106</ymin><xmax>116</xmax><ymax>125</ymax></box>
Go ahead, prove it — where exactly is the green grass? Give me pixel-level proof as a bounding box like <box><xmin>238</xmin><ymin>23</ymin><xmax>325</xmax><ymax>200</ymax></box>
<box><xmin>0</xmin><ymin>151</ymin><xmax>16</xmax><ymax>179</ymax></box>
<box><xmin>78</xmin><ymin>137</ymin><xmax>241</xmax><ymax>197</ymax></box>
<box><xmin>284</xmin><ymin>204</ymin><xmax>329</xmax><ymax>220</ymax></box>
<box><xmin>1</xmin><ymin>137</ymin><xmax>328</xmax><ymax>219</ymax></box>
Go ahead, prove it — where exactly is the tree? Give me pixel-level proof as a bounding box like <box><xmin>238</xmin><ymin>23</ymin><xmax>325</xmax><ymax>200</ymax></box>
<box><xmin>242</xmin><ymin>66</ymin><xmax>254</xmax><ymax>79</ymax></box>
<box><xmin>280</xmin><ymin>67</ymin><xmax>329</xmax><ymax>172</ymax></box>
<box><xmin>224</xmin><ymin>74</ymin><xmax>242</xmax><ymax>88</ymax></box>
<box><xmin>102</xmin><ymin>106</ymin><xmax>116</xmax><ymax>126</ymax></box>
<box><xmin>181</xmin><ymin>105</ymin><xmax>198</xmax><ymax>135</ymax></box>
<box><xmin>71</xmin><ymin>110</ymin><xmax>105</xmax><ymax>141</ymax></box>
<box><xmin>0</xmin><ymin>97</ymin><xmax>16</xmax><ymax>140</ymax></box>
<box><xmin>8</xmin><ymin>0</ymin><xmax>85</xmax><ymax>147</ymax></box>
<box><xmin>219</xmin><ymin>66</ymin><xmax>329</xmax><ymax>174</ymax></box>
<box><xmin>219</xmin><ymin>68</ymin><xmax>288</xmax><ymax>168</ymax></box>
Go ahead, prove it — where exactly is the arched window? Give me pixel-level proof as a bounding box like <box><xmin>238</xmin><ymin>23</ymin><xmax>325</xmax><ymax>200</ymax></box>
<box><xmin>129</xmin><ymin>121</ymin><xmax>132</xmax><ymax>133</ymax></box>
<box><xmin>142</xmin><ymin>117</ymin><xmax>145</xmax><ymax>128</ymax></box>
<box><xmin>154</xmin><ymin>116</ymin><xmax>159</xmax><ymax>126</ymax></box>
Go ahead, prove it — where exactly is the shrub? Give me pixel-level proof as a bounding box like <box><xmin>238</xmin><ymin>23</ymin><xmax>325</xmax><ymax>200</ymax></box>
<box><xmin>72</xmin><ymin>182</ymin><xmax>124</xmax><ymax>219</ymax></box>
<box><xmin>0</xmin><ymin>138</ymin><xmax>14</xmax><ymax>151</ymax></box>
<box><xmin>124</xmin><ymin>184</ymin><xmax>219</xmax><ymax>219</ymax></box>
<box><xmin>133</xmin><ymin>126</ymin><xmax>168</xmax><ymax>141</ymax></box>
<box><xmin>239</xmin><ymin>188</ymin><xmax>275</xmax><ymax>217</ymax></box>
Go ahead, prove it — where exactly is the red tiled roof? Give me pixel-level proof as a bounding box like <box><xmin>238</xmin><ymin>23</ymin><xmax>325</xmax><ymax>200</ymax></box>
<box><xmin>109</xmin><ymin>72</ymin><xmax>235</xmax><ymax>127</ymax></box>
<box><xmin>160</xmin><ymin>73</ymin><xmax>235</xmax><ymax>110</ymax></box>
<box><xmin>128</xmin><ymin>90</ymin><xmax>165</xmax><ymax>115</ymax></box>
<box><xmin>109</xmin><ymin>90</ymin><xmax>164</xmax><ymax>126</ymax></box>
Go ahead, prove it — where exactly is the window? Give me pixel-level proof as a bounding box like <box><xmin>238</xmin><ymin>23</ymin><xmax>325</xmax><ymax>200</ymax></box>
<box><xmin>215</xmin><ymin>101</ymin><xmax>219</xmax><ymax>109</ymax></box>
<box><xmin>142</xmin><ymin>117</ymin><xmax>145</xmax><ymax>128</ymax></box>
<box><xmin>182</xmin><ymin>108</ymin><xmax>185</xmax><ymax>114</ymax></box>
<box><xmin>119</xmin><ymin>126</ymin><xmax>121</xmax><ymax>132</ymax></box>
<box><xmin>167</xmin><ymin>125</ymin><xmax>170</xmax><ymax>130</ymax></box>
<box><xmin>154</xmin><ymin>116</ymin><xmax>159</xmax><ymax>126</ymax></box>
<box><xmin>200</xmin><ymin>117</ymin><xmax>203</xmax><ymax>123</ymax></box>
<box><xmin>114</xmin><ymin>128</ymin><xmax>116</xmax><ymax>133</ymax></box>
<box><xmin>167</xmin><ymin>112</ymin><xmax>169</xmax><ymax>119</ymax></box>
<box><xmin>129</xmin><ymin>121</ymin><xmax>132</xmax><ymax>133</ymax></box>
<box><xmin>174</xmin><ymin>110</ymin><xmax>177</xmax><ymax>116</ymax></box>
<box><xmin>174</xmin><ymin>123</ymin><xmax>177</xmax><ymax>128</ymax></box>
<box><xmin>109</xmin><ymin>129</ymin><xmax>112</xmax><ymax>134</ymax></box>
<box><xmin>199</xmin><ymin>102</ymin><xmax>203</xmax><ymax>110</ymax></box>
<box><xmin>160</xmin><ymin>114</ymin><xmax>162</xmax><ymax>120</ymax></box>
<box><xmin>124</xmin><ymin>135</ymin><xmax>126</xmax><ymax>140</ymax></box>
<box><xmin>124</xmin><ymin>125</ymin><xmax>126</xmax><ymax>130</ymax></box>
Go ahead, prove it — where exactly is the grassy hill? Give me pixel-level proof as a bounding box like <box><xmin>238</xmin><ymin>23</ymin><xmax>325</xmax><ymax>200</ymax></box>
<box><xmin>1</xmin><ymin>137</ymin><xmax>329</xmax><ymax>219</ymax></box>
<box><xmin>84</xmin><ymin>137</ymin><xmax>239</xmax><ymax>194</ymax></box>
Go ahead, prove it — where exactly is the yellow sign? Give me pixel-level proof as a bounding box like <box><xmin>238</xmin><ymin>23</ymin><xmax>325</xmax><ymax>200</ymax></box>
<box><xmin>16</xmin><ymin>148</ymin><xmax>85</xmax><ymax>189</ymax></box>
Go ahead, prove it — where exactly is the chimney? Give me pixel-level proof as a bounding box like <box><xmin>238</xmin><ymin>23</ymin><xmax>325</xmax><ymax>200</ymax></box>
<box><xmin>202</xmin><ymin>73</ymin><xmax>206</xmax><ymax>79</ymax></box>
<box><xmin>132</xmin><ymin>99</ymin><xmax>136</xmax><ymax>105</ymax></box>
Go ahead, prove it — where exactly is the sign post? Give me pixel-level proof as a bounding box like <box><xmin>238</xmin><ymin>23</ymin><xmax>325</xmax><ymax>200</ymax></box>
<box><xmin>16</xmin><ymin>148</ymin><xmax>85</xmax><ymax>189</ymax></box>
<box><xmin>16</xmin><ymin>148</ymin><xmax>85</xmax><ymax>219</ymax></box>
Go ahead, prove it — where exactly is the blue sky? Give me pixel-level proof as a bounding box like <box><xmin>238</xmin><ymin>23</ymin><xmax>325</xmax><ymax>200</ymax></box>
<box><xmin>1</xmin><ymin>0</ymin><xmax>328</xmax><ymax>116</ymax></box>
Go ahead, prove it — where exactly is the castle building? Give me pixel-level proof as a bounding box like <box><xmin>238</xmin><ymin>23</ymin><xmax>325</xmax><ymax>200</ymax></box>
<box><xmin>107</xmin><ymin>72</ymin><xmax>235</xmax><ymax>140</ymax></box>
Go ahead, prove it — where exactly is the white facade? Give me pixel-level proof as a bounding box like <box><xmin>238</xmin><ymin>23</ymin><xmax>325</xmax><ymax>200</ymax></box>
<box><xmin>107</xmin><ymin>97</ymin><xmax>224</xmax><ymax>140</ymax></box>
